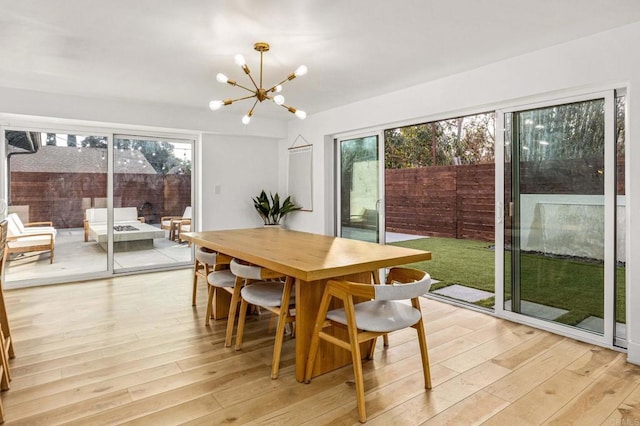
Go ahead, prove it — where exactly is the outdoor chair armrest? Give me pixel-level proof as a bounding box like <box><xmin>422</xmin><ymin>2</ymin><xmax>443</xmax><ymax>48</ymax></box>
<box><xmin>25</xmin><ymin>221</ymin><xmax>54</xmax><ymax>227</ymax></box>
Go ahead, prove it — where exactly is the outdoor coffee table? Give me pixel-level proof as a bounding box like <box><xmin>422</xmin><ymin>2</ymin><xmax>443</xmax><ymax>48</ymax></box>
<box><xmin>88</xmin><ymin>223</ymin><xmax>165</xmax><ymax>251</ymax></box>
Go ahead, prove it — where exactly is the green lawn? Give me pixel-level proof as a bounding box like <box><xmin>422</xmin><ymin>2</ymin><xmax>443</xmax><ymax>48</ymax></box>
<box><xmin>390</xmin><ymin>237</ymin><xmax>626</xmax><ymax>325</ymax></box>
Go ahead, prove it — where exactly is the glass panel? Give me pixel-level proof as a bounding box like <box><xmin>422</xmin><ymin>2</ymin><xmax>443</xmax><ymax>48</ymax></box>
<box><xmin>615</xmin><ymin>94</ymin><xmax>626</xmax><ymax>345</ymax></box>
<box><xmin>112</xmin><ymin>136</ymin><xmax>192</xmax><ymax>270</ymax></box>
<box><xmin>505</xmin><ymin>99</ymin><xmax>606</xmax><ymax>334</ymax></box>
<box><xmin>340</xmin><ymin>136</ymin><xmax>380</xmax><ymax>243</ymax></box>
<box><xmin>385</xmin><ymin>112</ymin><xmax>496</xmax><ymax>310</ymax></box>
<box><xmin>4</xmin><ymin>131</ymin><xmax>108</xmax><ymax>283</ymax></box>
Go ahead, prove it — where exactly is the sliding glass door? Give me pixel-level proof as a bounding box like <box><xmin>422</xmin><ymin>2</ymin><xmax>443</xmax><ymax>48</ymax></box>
<box><xmin>498</xmin><ymin>91</ymin><xmax>624</xmax><ymax>346</ymax></box>
<box><xmin>113</xmin><ymin>135</ymin><xmax>192</xmax><ymax>272</ymax></box>
<box><xmin>3</xmin><ymin>130</ymin><xmax>110</xmax><ymax>284</ymax></box>
<box><xmin>337</xmin><ymin>134</ymin><xmax>384</xmax><ymax>243</ymax></box>
<box><xmin>2</xmin><ymin>127</ymin><xmax>195</xmax><ymax>286</ymax></box>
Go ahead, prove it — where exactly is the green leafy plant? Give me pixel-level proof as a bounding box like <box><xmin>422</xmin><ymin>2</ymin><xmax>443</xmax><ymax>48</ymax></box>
<box><xmin>252</xmin><ymin>190</ymin><xmax>302</xmax><ymax>225</ymax></box>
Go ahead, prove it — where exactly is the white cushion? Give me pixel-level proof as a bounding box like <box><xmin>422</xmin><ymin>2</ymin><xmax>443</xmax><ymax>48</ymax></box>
<box><xmin>240</xmin><ymin>281</ymin><xmax>293</xmax><ymax>307</ymax></box>
<box><xmin>7</xmin><ymin>214</ymin><xmax>56</xmax><ymax>237</ymax></box>
<box><xmin>196</xmin><ymin>247</ymin><xmax>219</xmax><ymax>265</ymax></box>
<box><xmin>183</xmin><ymin>206</ymin><xmax>192</xmax><ymax>219</ymax></box>
<box><xmin>20</xmin><ymin>226</ymin><xmax>56</xmax><ymax>236</ymax></box>
<box><xmin>326</xmin><ymin>300</ymin><xmax>422</xmax><ymax>333</ymax></box>
<box><xmin>86</xmin><ymin>207</ymin><xmax>138</xmax><ymax>224</ymax></box>
<box><xmin>114</xmin><ymin>207</ymin><xmax>139</xmax><ymax>222</ymax></box>
<box><xmin>374</xmin><ymin>275</ymin><xmax>431</xmax><ymax>301</ymax></box>
<box><xmin>230</xmin><ymin>258</ymin><xmax>264</xmax><ymax>280</ymax></box>
<box><xmin>207</xmin><ymin>270</ymin><xmax>237</xmax><ymax>288</ymax></box>
<box><xmin>6</xmin><ymin>214</ymin><xmax>22</xmax><ymax>236</ymax></box>
<box><xmin>7</xmin><ymin>234</ymin><xmax>52</xmax><ymax>248</ymax></box>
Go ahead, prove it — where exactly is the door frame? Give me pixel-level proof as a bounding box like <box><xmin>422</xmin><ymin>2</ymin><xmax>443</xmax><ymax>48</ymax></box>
<box><xmin>495</xmin><ymin>90</ymin><xmax>617</xmax><ymax>348</ymax></box>
<box><xmin>0</xmin><ymin>117</ymin><xmax>198</xmax><ymax>287</ymax></box>
<box><xmin>335</xmin><ymin>130</ymin><xmax>385</xmax><ymax>243</ymax></box>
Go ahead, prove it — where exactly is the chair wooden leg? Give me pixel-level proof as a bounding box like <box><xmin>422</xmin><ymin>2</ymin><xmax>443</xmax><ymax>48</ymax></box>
<box><xmin>235</xmin><ymin>298</ymin><xmax>249</xmax><ymax>351</ymax></box>
<box><xmin>0</xmin><ymin>288</ymin><xmax>13</xmax><ymax>360</ymax></box>
<box><xmin>270</xmin><ymin>277</ymin><xmax>294</xmax><ymax>379</ymax></box>
<box><xmin>225</xmin><ymin>278</ymin><xmax>243</xmax><ymax>347</ymax></box>
<box><xmin>204</xmin><ymin>285</ymin><xmax>215</xmax><ymax>326</ymax></box>
<box><xmin>192</xmin><ymin>259</ymin><xmax>201</xmax><ymax>307</ymax></box>
<box><xmin>270</xmin><ymin>311</ymin><xmax>287</xmax><ymax>379</ymax></box>
<box><xmin>366</xmin><ymin>337</ymin><xmax>377</xmax><ymax>360</ymax></box>
<box><xmin>304</xmin><ymin>288</ymin><xmax>333</xmax><ymax>383</ymax></box>
<box><xmin>415</xmin><ymin>319</ymin><xmax>432</xmax><ymax>389</ymax></box>
<box><xmin>411</xmin><ymin>297</ymin><xmax>431</xmax><ymax>389</ymax></box>
<box><xmin>344</xmin><ymin>295</ymin><xmax>367</xmax><ymax>423</ymax></box>
<box><xmin>0</xmin><ymin>329</ymin><xmax>9</xmax><ymax>390</ymax></box>
<box><xmin>383</xmin><ymin>334</ymin><xmax>389</xmax><ymax>347</ymax></box>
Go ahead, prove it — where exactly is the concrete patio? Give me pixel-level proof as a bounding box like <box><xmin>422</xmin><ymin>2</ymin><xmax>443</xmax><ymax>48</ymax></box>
<box><xmin>3</xmin><ymin>226</ymin><xmax>191</xmax><ymax>287</ymax></box>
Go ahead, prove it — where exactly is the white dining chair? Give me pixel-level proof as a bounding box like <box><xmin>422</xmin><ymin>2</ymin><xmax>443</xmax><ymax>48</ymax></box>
<box><xmin>304</xmin><ymin>267</ymin><xmax>432</xmax><ymax>423</ymax></box>
<box><xmin>231</xmin><ymin>259</ymin><xmax>294</xmax><ymax>379</ymax></box>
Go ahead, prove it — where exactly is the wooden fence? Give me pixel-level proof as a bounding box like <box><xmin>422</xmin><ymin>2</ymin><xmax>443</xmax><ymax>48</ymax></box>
<box><xmin>385</xmin><ymin>164</ymin><xmax>495</xmax><ymax>241</ymax></box>
<box><xmin>385</xmin><ymin>159</ymin><xmax>624</xmax><ymax>242</ymax></box>
<box><xmin>10</xmin><ymin>172</ymin><xmax>191</xmax><ymax>228</ymax></box>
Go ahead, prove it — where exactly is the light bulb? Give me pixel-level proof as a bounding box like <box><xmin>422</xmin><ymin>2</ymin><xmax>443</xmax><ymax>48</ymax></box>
<box><xmin>274</xmin><ymin>95</ymin><xmax>285</xmax><ymax>105</ymax></box>
<box><xmin>294</xmin><ymin>65</ymin><xmax>308</xmax><ymax>76</ymax></box>
<box><xmin>209</xmin><ymin>100</ymin><xmax>223</xmax><ymax>110</ymax></box>
<box><xmin>242</xmin><ymin>114</ymin><xmax>251</xmax><ymax>125</ymax></box>
<box><xmin>234</xmin><ymin>54</ymin><xmax>246</xmax><ymax>66</ymax></box>
<box><xmin>216</xmin><ymin>73</ymin><xmax>228</xmax><ymax>83</ymax></box>
<box><xmin>275</xmin><ymin>85</ymin><xmax>283</xmax><ymax>93</ymax></box>
<box><xmin>295</xmin><ymin>110</ymin><xmax>307</xmax><ymax>120</ymax></box>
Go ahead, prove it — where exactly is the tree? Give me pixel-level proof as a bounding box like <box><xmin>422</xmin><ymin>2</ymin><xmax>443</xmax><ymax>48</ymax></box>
<box><xmin>115</xmin><ymin>139</ymin><xmax>190</xmax><ymax>175</ymax></box>
<box><xmin>384</xmin><ymin>112</ymin><xmax>495</xmax><ymax>169</ymax></box>
<box><xmin>82</xmin><ymin>136</ymin><xmax>108</xmax><ymax>148</ymax></box>
<box><xmin>46</xmin><ymin>133</ymin><xmax>56</xmax><ymax>146</ymax></box>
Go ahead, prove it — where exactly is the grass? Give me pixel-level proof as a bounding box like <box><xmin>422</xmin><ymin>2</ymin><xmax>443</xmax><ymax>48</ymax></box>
<box><xmin>390</xmin><ymin>237</ymin><xmax>626</xmax><ymax>325</ymax></box>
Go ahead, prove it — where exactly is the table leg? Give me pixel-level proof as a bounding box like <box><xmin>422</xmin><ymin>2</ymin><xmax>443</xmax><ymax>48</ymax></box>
<box><xmin>212</xmin><ymin>289</ymin><xmax>231</xmax><ymax>319</ymax></box>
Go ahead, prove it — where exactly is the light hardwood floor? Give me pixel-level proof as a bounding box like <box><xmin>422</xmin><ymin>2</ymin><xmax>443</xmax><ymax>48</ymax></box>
<box><xmin>1</xmin><ymin>269</ymin><xmax>639</xmax><ymax>425</ymax></box>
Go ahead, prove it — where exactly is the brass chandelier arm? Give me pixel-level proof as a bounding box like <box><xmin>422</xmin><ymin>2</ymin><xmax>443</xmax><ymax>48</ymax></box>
<box><xmin>266</xmin><ymin>73</ymin><xmax>297</xmax><ymax>93</ymax></box>
<box><xmin>246</xmin><ymin>99</ymin><xmax>259</xmax><ymax>116</ymax></box>
<box><xmin>244</xmin><ymin>69</ymin><xmax>260</xmax><ymax>91</ymax></box>
<box><xmin>226</xmin><ymin>94</ymin><xmax>258</xmax><ymax>104</ymax></box>
<box><xmin>279</xmin><ymin>103</ymin><xmax>299</xmax><ymax>114</ymax></box>
<box><xmin>229</xmin><ymin>81</ymin><xmax>257</xmax><ymax>94</ymax></box>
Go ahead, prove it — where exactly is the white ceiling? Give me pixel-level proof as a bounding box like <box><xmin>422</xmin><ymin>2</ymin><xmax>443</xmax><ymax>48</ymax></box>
<box><xmin>1</xmin><ymin>0</ymin><xmax>640</xmax><ymax>121</ymax></box>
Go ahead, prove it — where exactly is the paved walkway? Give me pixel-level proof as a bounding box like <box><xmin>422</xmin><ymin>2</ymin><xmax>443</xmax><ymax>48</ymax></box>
<box><xmin>430</xmin><ymin>284</ymin><xmax>626</xmax><ymax>338</ymax></box>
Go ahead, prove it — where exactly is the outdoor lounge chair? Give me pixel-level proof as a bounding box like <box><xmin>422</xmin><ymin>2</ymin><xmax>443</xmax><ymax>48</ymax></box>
<box><xmin>161</xmin><ymin>206</ymin><xmax>191</xmax><ymax>241</ymax></box>
<box><xmin>5</xmin><ymin>213</ymin><xmax>56</xmax><ymax>264</ymax></box>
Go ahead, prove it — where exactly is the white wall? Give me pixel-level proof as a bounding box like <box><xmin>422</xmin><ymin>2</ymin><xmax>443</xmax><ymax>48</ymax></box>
<box><xmin>0</xmin><ymin>86</ymin><xmax>287</xmax><ymax>138</ymax></box>
<box><xmin>284</xmin><ymin>22</ymin><xmax>640</xmax><ymax>362</ymax></box>
<box><xmin>201</xmin><ymin>134</ymin><xmax>280</xmax><ymax>230</ymax></box>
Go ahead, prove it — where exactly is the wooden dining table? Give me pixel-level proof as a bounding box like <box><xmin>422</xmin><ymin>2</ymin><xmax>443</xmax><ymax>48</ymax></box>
<box><xmin>181</xmin><ymin>227</ymin><xmax>431</xmax><ymax>382</ymax></box>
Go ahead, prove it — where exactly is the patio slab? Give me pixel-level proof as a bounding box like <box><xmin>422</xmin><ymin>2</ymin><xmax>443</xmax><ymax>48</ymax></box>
<box><xmin>4</xmin><ymin>227</ymin><xmax>191</xmax><ymax>287</ymax></box>
<box><xmin>432</xmin><ymin>284</ymin><xmax>493</xmax><ymax>302</ymax></box>
<box><xmin>576</xmin><ymin>316</ymin><xmax>627</xmax><ymax>339</ymax></box>
<box><xmin>503</xmin><ymin>299</ymin><xmax>569</xmax><ymax>321</ymax></box>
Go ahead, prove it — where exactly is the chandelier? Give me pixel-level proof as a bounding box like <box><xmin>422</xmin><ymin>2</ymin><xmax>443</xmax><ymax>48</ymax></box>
<box><xmin>208</xmin><ymin>42</ymin><xmax>307</xmax><ymax>124</ymax></box>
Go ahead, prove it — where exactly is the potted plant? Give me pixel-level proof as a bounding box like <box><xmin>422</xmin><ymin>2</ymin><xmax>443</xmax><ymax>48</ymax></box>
<box><xmin>252</xmin><ymin>190</ymin><xmax>301</xmax><ymax>226</ymax></box>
